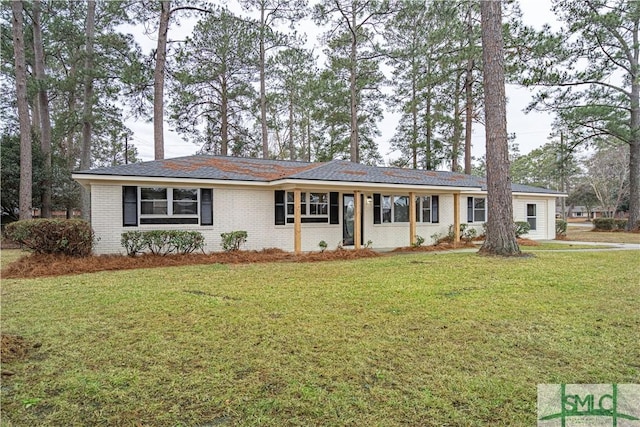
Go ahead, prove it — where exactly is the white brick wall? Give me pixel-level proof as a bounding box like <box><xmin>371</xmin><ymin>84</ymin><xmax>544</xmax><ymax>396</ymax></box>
<box><xmin>89</xmin><ymin>184</ymin><xmax>558</xmax><ymax>254</ymax></box>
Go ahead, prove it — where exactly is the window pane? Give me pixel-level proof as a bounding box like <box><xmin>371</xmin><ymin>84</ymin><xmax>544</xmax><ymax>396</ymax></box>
<box><xmin>173</xmin><ymin>201</ymin><xmax>197</xmax><ymax>214</ymax></box>
<box><xmin>141</xmin><ymin>187</ymin><xmax>166</xmax><ymax>200</ymax></box>
<box><xmin>141</xmin><ymin>201</ymin><xmax>167</xmax><ymax>215</ymax></box>
<box><xmin>287</xmin><ymin>192</ymin><xmax>294</xmax><ymax>203</ymax></box>
<box><xmin>527</xmin><ymin>218</ymin><xmax>537</xmax><ymax>230</ymax></box>
<box><xmin>421</xmin><ymin>197</ymin><xmax>431</xmax><ymax>222</ymax></box>
<box><xmin>173</xmin><ymin>188</ymin><xmax>197</xmax><ymax>200</ymax></box>
<box><xmin>394</xmin><ymin>196</ymin><xmax>409</xmax><ymax>222</ymax></box>
<box><xmin>474</xmin><ymin>209</ymin><xmax>485</xmax><ymax>223</ymax></box>
<box><xmin>474</xmin><ymin>198</ymin><xmax>485</xmax><ymax>209</ymax></box>
<box><xmin>382</xmin><ymin>196</ymin><xmax>392</xmax><ymax>223</ymax></box>
<box><xmin>527</xmin><ymin>204</ymin><xmax>536</xmax><ymax>217</ymax></box>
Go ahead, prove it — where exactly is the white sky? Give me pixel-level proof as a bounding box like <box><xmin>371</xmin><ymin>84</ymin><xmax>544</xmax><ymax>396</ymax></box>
<box><xmin>124</xmin><ymin>0</ymin><xmax>562</xmax><ymax>165</ymax></box>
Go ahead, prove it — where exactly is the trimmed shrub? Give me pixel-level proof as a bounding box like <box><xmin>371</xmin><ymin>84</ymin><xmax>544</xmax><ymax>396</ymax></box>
<box><xmin>120</xmin><ymin>231</ymin><xmax>146</xmax><ymax>257</ymax></box>
<box><xmin>413</xmin><ymin>235</ymin><xmax>425</xmax><ymax>247</ymax></box>
<box><xmin>318</xmin><ymin>240</ymin><xmax>328</xmax><ymax>252</ymax></box>
<box><xmin>614</xmin><ymin>219</ymin><xmax>627</xmax><ymax>230</ymax></box>
<box><xmin>444</xmin><ymin>223</ymin><xmax>477</xmax><ymax>244</ymax></box>
<box><xmin>220</xmin><ymin>231</ymin><xmax>247</xmax><ymax>251</ymax></box>
<box><xmin>120</xmin><ymin>230</ymin><xmax>205</xmax><ymax>256</ymax></box>
<box><xmin>514</xmin><ymin>221</ymin><xmax>531</xmax><ymax>238</ymax></box>
<box><xmin>592</xmin><ymin>218</ymin><xmax>628</xmax><ymax>231</ymax></box>
<box><xmin>4</xmin><ymin>219</ymin><xmax>95</xmax><ymax>256</ymax></box>
<box><xmin>555</xmin><ymin>220</ymin><xmax>567</xmax><ymax>237</ymax></box>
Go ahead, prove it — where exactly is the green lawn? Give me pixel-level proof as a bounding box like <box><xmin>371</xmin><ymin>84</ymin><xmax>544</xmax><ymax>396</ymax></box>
<box><xmin>1</xmin><ymin>251</ymin><xmax>639</xmax><ymax>426</ymax></box>
<box><xmin>565</xmin><ymin>226</ymin><xmax>640</xmax><ymax>244</ymax></box>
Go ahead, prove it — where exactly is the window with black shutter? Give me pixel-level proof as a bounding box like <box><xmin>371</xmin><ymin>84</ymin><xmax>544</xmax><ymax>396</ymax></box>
<box><xmin>373</xmin><ymin>193</ymin><xmax>381</xmax><ymax>224</ymax></box>
<box><xmin>123</xmin><ymin>186</ymin><xmax>138</xmax><ymax>226</ymax></box>
<box><xmin>329</xmin><ymin>192</ymin><xmax>339</xmax><ymax>224</ymax></box>
<box><xmin>274</xmin><ymin>190</ymin><xmax>285</xmax><ymax>225</ymax></box>
<box><xmin>432</xmin><ymin>195</ymin><xmax>439</xmax><ymax>223</ymax></box>
<box><xmin>200</xmin><ymin>189</ymin><xmax>213</xmax><ymax>225</ymax></box>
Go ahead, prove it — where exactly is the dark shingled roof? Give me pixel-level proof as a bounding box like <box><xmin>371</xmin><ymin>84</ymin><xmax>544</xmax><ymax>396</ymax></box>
<box><xmin>76</xmin><ymin>155</ymin><xmax>562</xmax><ymax>194</ymax></box>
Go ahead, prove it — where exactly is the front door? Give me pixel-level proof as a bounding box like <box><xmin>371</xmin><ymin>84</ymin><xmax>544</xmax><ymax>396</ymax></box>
<box><xmin>343</xmin><ymin>194</ymin><xmax>363</xmax><ymax>246</ymax></box>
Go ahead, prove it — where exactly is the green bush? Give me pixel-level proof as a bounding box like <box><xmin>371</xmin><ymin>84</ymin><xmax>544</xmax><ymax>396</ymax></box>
<box><xmin>413</xmin><ymin>235</ymin><xmax>425</xmax><ymax>247</ymax></box>
<box><xmin>121</xmin><ymin>230</ymin><xmax>205</xmax><ymax>256</ymax></box>
<box><xmin>220</xmin><ymin>231</ymin><xmax>247</xmax><ymax>251</ymax></box>
<box><xmin>555</xmin><ymin>220</ymin><xmax>567</xmax><ymax>237</ymax></box>
<box><xmin>318</xmin><ymin>240</ymin><xmax>328</xmax><ymax>252</ymax></box>
<box><xmin>592</xmin><ymin>218</ymin><xmax>627</xmax><ymax>231</ymax></box>
<box><xmin>614</xmin><ymin>219</ymin><xmax>627</xmax><ymax>230</ymax></box>
<box><xmin>514</xmin><ymin>221</ymin><xmax>531</xmax><ymax>238</ymax></box>
<box><xmin>444</xmin><ymin>224</ymin><xmax>477</xmax><ymax>244</ymax></box>
<box><xmin>120</xmin><ymin>231</ymin><xmax>146</xmax><ymax>256</ymax></box>
<box><xmin>4</xmin><ymin>219</ymin><xmax>95</xmax><ymax>257</ymax></box>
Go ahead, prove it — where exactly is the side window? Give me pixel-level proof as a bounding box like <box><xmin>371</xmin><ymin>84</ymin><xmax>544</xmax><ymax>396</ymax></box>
<box><xmin>526</xmin><ymin>203</ymin><xmax>537</xmax><ymax>230</ymax></box>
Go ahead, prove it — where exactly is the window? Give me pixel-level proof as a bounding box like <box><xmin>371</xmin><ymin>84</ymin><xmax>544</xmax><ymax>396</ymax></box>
<box><xmin>122</xmin><ymin>187</ymin><xmax>212</xmax><ymax>226</ymax></box>
<box><xmin>526</xmin><ymin>203</ymin><xmax>537</xmax><ymax>230</ymax></box>
<box><xmin>286</xmin><ymin>191</ymin><xmax>329</xmax><ymax>223</ymax></box>
<box><xmin>467</xmin><ymin>197</ymin><xmax>486</xmax><ymax>223</ymax></box>
<box><xmin>416</xmin><ymin>195</ymin><xmax>439</xmax><ymax>223</ymax></box>
<box><xmin>375</xmin><ymin>195</ymin><xmax>437</xmax><ymax>224</ymax></box>
<box><xmin>394</xmin><ymin>196</ymin><xmax>409</xmax><ymax>222</ymax></box>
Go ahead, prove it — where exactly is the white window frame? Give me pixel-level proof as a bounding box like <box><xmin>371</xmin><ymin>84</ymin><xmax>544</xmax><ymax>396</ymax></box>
<box><xmin>286</xmin><ymin>191</ymin><xmax>329</xmax><ymax>220</ymax></box>
<box><xmin>139</xmin><ymin>187</ymin><xmax>199</xmax><ymax>222</ymax></box>
<box><xmin>418</xmin><ymin>196</ymin><xmax>432</xmax><ymax>223</ymax></box>
<box><xmin>468</xmin><ymin>197</ymin><xmax>486</xmax><ymax>223</ymax></box>
<box><xmin>380</xmin><ymin>195</ymin><xmax>410</xmax><ymax>223</ymax></box>
<box><xmin>526</xmin><ymin>203</ymin><xmax>537</xmax><ymax>230</ymax></box>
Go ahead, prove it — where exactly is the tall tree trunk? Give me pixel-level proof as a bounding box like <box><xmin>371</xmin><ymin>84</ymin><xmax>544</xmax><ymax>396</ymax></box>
<box><xmin>260</xmin><ymin>6</ymin><xmax>269</xmax><ymax>159</ymax></box>
<box><xmin>80</xmin><ymin>0</ymin><xmax>96</xmax><ymax>221</ymax></box>
<box><xmin>425</xmin><ymin>79</ymin><xmax>433</xmax><ymax>170</ymax></box>
<box><xmin>451</xmin><ymin>73</ymin><xmax>462</xmax><ymax>172</ymax></box>
<box><xmin>627</xmin><ymin>18</ymin><xmax>640</xmax><ymax>230</ymax></box>
<box><xmin>11</xmin><ymin>1</ymin><xmax>32</xmax><ymax>221</ymax></box>
<box><xmin>221</xmin><ymin>79</ymin><xmax>228</xmax><ymax>156</ymax></box>
<box><xmin>464</xmin><ymin>3</ymin><xmax>474</xmax><ymax>175</ymax></box>
<box><xmin>411</xmin><ymin>59</ymin><xmax>418</xmax><ymax>169</ymax></box>
<box><xmin>349</xmin><ymin>8</ymin><xmax>359</xmax><ymax>163</ymax></box>
<box><xmin>289</xmin><ymin>94</ymin><xmax>295</xmax><ymax>160</ymax></box>
<box><xmin>154</xmin><ymin>0</ymin><xmax>170</xmax><ymax>160</ymax></box>
<box><xmin>478</xmin><ymin>0</ymin><xmax>520</xmax><ymax>256</ymax></box>
<box><xmin>33</xmin><ymin>0</ymin><xmax>52</xmax><ymax>218</ymax></box>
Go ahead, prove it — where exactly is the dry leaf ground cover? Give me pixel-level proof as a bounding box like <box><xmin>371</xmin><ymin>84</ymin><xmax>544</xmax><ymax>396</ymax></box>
<box><xmin>1</xmin><ymin>249</ymin><xmax>638</xmax><ymax>426</ymax></box>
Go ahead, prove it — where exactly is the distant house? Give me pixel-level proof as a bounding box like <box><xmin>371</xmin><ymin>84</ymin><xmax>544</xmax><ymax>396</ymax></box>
<box><xmin>73</xmin><ymin>155</ymin><xmax>564</xmax><ymax>255</ymax></box>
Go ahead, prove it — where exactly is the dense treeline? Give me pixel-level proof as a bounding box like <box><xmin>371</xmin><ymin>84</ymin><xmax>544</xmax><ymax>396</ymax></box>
<box><xmin>2</xmin><ymin>0</ymin><xmax>638</xmax><ymax>230</ymax></box>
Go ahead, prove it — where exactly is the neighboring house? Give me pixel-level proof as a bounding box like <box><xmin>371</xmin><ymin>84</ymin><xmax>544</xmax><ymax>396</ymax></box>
<box><xmin>558</xmin><ymin>205</ymin><xmax>627</xmax><ymax>220</ymax></box>
<box><xmin>73</xmin><ymin>155</ymin><xmax>564</xmax><ymax>255</ymax></box>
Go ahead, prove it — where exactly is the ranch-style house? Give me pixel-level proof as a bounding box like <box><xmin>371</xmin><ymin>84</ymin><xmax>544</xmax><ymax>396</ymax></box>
<box><xmin>72</xmin><ymin>155</ymin><xmax>563</xmax><ymax>255</ymax></box>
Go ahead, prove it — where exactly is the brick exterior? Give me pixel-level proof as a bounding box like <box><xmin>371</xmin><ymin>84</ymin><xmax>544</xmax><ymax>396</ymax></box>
<box><xmin>89</xmin><ymin>184</ymin><xmax>558</xmax><ymax>255</ymax></box>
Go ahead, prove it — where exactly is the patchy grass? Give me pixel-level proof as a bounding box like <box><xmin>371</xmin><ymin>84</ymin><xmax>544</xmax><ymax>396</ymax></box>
<box><xmin>0</xmin><ymin>249</ymin><xmax>27</xmax><ymax>270</ymax></box>
<box><xmin>522</xmin><ymin>242</ymin><xmax>615</xmax><ymax>250</ymax></box>
<box><xmin>1</xmin><ymin>251</ymin><xmax>638</xmax><ymax>426</ymax></box>
<box><xmin>565</xmin><ymin>226</ymin><xmax>640</xmax><ymax>244</ymax></box>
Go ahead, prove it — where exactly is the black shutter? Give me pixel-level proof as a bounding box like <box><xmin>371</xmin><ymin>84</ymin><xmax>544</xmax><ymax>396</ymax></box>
<box><xmin>329</xmin><ymin>192</ymin><xmax>339</xmax><ymax>224</ymax></box>
<box><xmin>415</xmin><ymin>196</ymin><xmax>421</xmax><ymax>222</ymax></box>
<box><xmin>467</xmin><ymin>197</ymin><xmax>473</xmax><ymax>223</ymax></box>
<box><xmin>275</xmin><ymin>190</ymin><xmax>285</xmax><ymax>225</ymax></box>
<box><xmin>122</xmin><ymin>186</ymin><xmax>138</xmax><ymax>226</ymax></box>
<box><xmin>432</xmin><ymin>195</ymin><xmax>439</xmax><ymax>223</ymax></box>
<box><xmin>373</xmin><ymin>193</ymin><xmax>381</xmax><ymax>224</ymax></box>
<box><xmin>200</xmin><ymin>189</ymin><xmax>213</xmax><ymax>225</ymax></box>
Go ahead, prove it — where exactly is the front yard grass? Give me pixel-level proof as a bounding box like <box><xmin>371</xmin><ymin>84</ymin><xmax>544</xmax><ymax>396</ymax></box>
<box><xmin>1</xmin><ymin>251</ymin><xmax>639</xmax><ymax>426</ymax></box>
<box><xmin>565</xmin><ymin>226</ymin><xmax>640</xmax><ymax>244</ymax></box>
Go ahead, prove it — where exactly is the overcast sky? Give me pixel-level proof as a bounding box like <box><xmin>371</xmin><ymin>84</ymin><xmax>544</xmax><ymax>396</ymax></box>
<box><xmin>125</xmin><ymin>0</ymin><xmax>562</xmax><ymax>165</ymax></box>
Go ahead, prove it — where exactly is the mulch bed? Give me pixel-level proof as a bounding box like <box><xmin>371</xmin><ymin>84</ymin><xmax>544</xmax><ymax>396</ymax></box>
<box><xmin>1</xmin><ymin>248</ymin><xmax>382</xmax><ymax>279</ymax></box>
